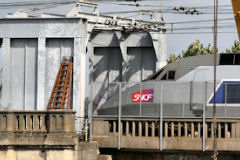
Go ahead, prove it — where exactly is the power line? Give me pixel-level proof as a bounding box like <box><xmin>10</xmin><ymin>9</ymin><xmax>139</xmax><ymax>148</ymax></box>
<box><xmin>0</xmin><ymin>0</ymin><xmax>76</xmax><ymax>8</ymax></box>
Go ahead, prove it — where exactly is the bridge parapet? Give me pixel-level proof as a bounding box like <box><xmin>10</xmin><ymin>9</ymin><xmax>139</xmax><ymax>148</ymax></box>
<box><xmin>0</xmin><ymin>110</ymin><xmax>76</xmax><ymax>133</ymax></box>
<box><xmin>0</xmin><ymin>110</ymin><xmax>77</xmax><ymax>147</ymax></box>
<box><xmin>92</xmin><ymin>117</ymin><xmax>240</xmax><ymax>152</ymax></box>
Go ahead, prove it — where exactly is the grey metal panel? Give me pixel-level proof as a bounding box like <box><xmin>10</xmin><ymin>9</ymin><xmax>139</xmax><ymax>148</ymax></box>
<box><xmin>127</xmin><ymin>48</ymin><xmax>141</xmax><ymax>82</ymax></box>
<box><xmin>93</xmin><ymin>47</ymin><xmax>122</xmax><ymax>112</ymax></box>
<box><xmin>9</xmin><ymin>21</ymin><xmax>39</xmax><ymax>38</ymax></box>
<box><xmin>142</xmin><ymin>48</ymin><xmax>156</xmax><ymax>80</ymax></box>
<box><xmin>93</xmin><ymin>49</ymin><xmax>108</xmax><ymax>82</ymax></box>
<box><xmin>39</xmin><ymin>19</ymin><xmax>82</xmax><ymax>38</ymax></box>
<box><xmin>10</xmin><ymin>39</ymin><xmax>38</xmax><ymax>110</ymax></box>
<box><xmin>125</xmin><ymin>33</ymin><xmax>153</xmax><ymax>47</ymax></box>
<box><xmin>2</xmin><ymin>38</ymin><xmax>10</xmax><ymax>108</ymax></box>
<box><xmin>25</xmin><ymin>39</ymin><xmax>38</xmax><ymax>110</ymax></box>
<box><xmin>37</xmin><ymin>38</ymin><xmax>46</xmax><ymax>110</ymax></box>
<box><xmin>73</xmin><ymin>37</ymin><xmax>81</xmax><ymax>118</ymax></box>
<box><xmin>149</xmin><ymin>32</ymin><xmax>167</xmax><ymax>69</ymax></box>
<box><xmin>45</xmin><ymin>38</ymin><xmax>73</xmax><ymax>108</ymax></box>
<box><xmin>10</xmin><ymin>39</ymin><xmax>25</xmax><ymax>109</ymax></box>
<box><xmin>0</xmin><ymin>24</ymin><xmax>7</xmax><ymax>38</ymax></box>
<box><xmin>0</xmin><ymin>19</ymin><xmax>82</xmax><ymax>38</ymax></box>
<box><xmin>127</xmin><ymin>47</ymin><xmax>156</xmax><ymax>82</ymax></box>
<box><xmin>91</xmin><ymin>32</ymin><xmax>119</xmax><ymax>47</ymax></box>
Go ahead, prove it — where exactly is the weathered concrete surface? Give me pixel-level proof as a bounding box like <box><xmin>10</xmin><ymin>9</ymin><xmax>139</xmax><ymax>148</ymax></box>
<box><xmin>100</xmin><ymin>155</ymin><xmax>112</xmax><ymax>160</ymax></box>
<box><xmin>77</xmin><ymin>142</ymin><xmax>100</xmax><ymax>160</ymax></box>
<box><xmin>0</xmin><ymin>111</ymin><xmax>101</xmax><ymax>160</ymax></box>
<box><xmin>92</xmin><ymin>118</ymin><xmax>240</xmax><ymax>152</ymax></box>
<box><xmin>0</xmin><ymin>141</ymin><xmax>101</xmax><ymax>160</ymax></box>
<box><xmin>100</xmin><ymin>150</ymin><xmax>240</xmax><ymax>160</ymax></box>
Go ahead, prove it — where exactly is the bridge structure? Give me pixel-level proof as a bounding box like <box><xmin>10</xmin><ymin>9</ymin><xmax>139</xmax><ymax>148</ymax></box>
<box><xmin>88</xmin><ymin>81</ymin><xmax>240</xmax><ymax>160</ymax></box>
<box><xmin>92</xmin><ymin>117</ymin><xmax>240</xmax><ymax>151</ymax></box>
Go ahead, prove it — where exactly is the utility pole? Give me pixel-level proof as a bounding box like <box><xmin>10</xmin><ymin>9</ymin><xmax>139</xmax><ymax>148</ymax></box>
<box><xmin>213</xmin><ymin>0</ymin><xmax>218</xmax><ymax>159</ymax></box>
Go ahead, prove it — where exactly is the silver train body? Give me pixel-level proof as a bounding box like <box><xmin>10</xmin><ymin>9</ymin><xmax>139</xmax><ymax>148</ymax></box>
<box><xmin>96</xmin><ymin>53</ymin><xmax>240</xmax><ymax>118</ymax></box>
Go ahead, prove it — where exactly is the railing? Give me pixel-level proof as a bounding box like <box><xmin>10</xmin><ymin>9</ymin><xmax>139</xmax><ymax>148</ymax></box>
<box><xmin>101</xmin><ymin>118</ymin><xmax>234</xmax><ymax>138</ymax></box>
<box><xmin>0</xmin><ymin>110</ymin><xmax>76</xmax><ymax>133</ymax></box>
<box><xmin>92</xmin><ymin>118</ymin><xmax>240</xmax><ymax>151</ymax></box>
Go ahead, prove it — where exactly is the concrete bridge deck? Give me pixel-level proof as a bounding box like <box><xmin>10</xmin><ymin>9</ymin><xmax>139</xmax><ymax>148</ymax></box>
<box><xmin>92</xmin><ymin>117</ymin><xmax>240</xmax><ymax>152</ymax></box>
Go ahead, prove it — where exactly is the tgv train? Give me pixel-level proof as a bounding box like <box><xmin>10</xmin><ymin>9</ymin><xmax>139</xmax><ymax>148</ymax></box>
<box><xmin>96</xmin><ymin>53</ymin><xmax>240</xmax><ymax>118</ymax></box>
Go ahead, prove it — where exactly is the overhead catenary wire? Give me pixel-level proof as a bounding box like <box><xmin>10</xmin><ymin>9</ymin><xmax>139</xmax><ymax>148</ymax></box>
<box><xmin>0</xmin><ymin>0</ymin><xmax>77</xmax><ymax>8</ymax></box>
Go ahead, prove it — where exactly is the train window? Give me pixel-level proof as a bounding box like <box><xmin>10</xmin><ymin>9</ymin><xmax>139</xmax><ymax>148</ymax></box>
<box><xmin>209</xmin><ymin>81</ymin><xmax>240</xmax><ymax>104</ymax></box>
<box><xmin>219</xmin><ymin>54</ymin><xmax>234</xmax><ymax>65</ymax></box>
<box><xmin>161</xmin><ymin>73</ymin><xmax>167</xmax><ymax>80</ymax></box>
<box><xmin>168</xmin><ymin>71</ymin><xmax>175</xmax><ymax>80</ymax></box>
<box><xmin>224</xmin><ymin>83</ymin><xmax>240</xmax><ymax>103</ymax></box>
<box><xmin>235</xmin><ymin>54</ymin><xmax>240</xmax><ymax>65</ymax></box>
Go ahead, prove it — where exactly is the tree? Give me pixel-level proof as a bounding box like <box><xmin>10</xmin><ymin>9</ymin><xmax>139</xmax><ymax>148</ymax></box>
<box><xmin>226</xmin><ymin>40</ymin><xmax>240</xmax><ymax>53</ymax></box>
<box><xmin>167</xmin><ymin>54</ymin><xmax>182</xmax><ymax>63</ymax></box>
<box><xmin>182</xmin><ymin>40</ymin><xmax>213</xmax><ymax>58</ymax></box>
<box><xmin>167</xmin><ymin>40</ymin><xmax>213</xmax><ymax>63</ymax></box>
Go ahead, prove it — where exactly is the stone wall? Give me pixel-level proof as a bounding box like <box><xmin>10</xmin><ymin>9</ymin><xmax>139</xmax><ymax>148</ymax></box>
<box><xmin>0</xmin><ymin>142</ymin><xmax>101</xmax><ymax>160</ymax></box>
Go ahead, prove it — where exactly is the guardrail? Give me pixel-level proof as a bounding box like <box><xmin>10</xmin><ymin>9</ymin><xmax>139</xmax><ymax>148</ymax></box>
<box><xmin>92</xmin><ymin>117</ymin><xmax>240</xmax><ymax>151</ymax></box>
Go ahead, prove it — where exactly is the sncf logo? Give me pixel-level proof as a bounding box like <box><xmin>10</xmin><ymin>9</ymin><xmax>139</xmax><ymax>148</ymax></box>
<box><xmin>132</xmin><ymin>89</ymin><xmax>154</xmax><ymax>103</ymax></box>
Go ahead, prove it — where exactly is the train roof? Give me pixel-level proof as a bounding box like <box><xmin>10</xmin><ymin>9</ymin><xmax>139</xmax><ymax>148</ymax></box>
<box><xmin>145</xmin><ymin>53</ymin><xmax>240</xmax><ymax>81</ymax></box>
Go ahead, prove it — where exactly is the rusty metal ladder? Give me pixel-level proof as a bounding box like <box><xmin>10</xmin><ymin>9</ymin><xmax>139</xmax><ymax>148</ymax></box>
<box><xmin>47</xmin><ymin>57</ymin><xmax>73</xmax><ymax>110</ymax></box>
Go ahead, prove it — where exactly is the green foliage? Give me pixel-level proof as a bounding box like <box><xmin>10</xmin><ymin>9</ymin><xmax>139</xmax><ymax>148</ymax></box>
<box><xmin>226</xmin><ymin>41</ymin><xmax>240</xmax><ymax>53</ymax></box>
<box><xmin>167</xmin><ymin>54</ymin><xmax>182</xmax><ymax>63</ymax></box>
<box><xmin>167</xmin><ymin>40</ymin><xmax>213</xmax><ymax>63</ymax></box>
<box><xmin>182</xmin><ymin>40</ymin><xmax>213</xmax><ymax>58</ymax></box>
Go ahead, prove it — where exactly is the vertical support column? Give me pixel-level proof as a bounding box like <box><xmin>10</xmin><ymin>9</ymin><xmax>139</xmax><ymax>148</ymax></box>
<box><xmin>139</xmin><ymin>122</ymin><xmax>142</xmax><ymax>137</ymax></box>
<box><xmin>152</xmin><ymin>122</ymin><xmax>155</xmax><ymax>137</ymax></box>
<box><xmin>118</xmin><ymin>82</ymin><xmax>122</xmax><ymax>150</ymax></box>
<box><xmin>178</xmin><ymin>122</ymin><xmax>181</xmax><ymax>137</ymax></box>
<box><xmin>232</xmin><ymin>123</ymin><xmax>236</xmax><ymax>138</ymax></box>
<box><xmin>132</xmin><ymin>121</ymin><xmax>135</xmax><ymax>137</ymax></box>
<box><xmin>73</xmin><ymin>38</ymin><xmax>83</xmax><ymax>132</ymax></box>
<box><xmin>218</xmin><ymin>123</ymin><xmax>221</xmax><ymax>138</ymax></box>
<box><xmin>198</xmin><ymin>122</ymin><xmax>201</xmax><ymax>138</ymax></box>
<box><xmin>7</xmin><ymin>112</ymin><xmax>15</xmax><ymax>132</ymax></box>
<box><xmin>139</xmin><ymin>82</ymin><xmax>142</xmax><ymax>116</ymax></box>
<box><xmin>126</xmin><ymin>121</ymin><xmax>129</xmax><ymax>136</ymax></box>
<box><xmin>145</xmin><ymin>122</ymin><xmax>148</xmax><ymax>137</ymax></box>
<box><xmin>19</xmin><ymin>115</ymin><xmax>24</xmax><ymax>131</ymax></box>
<box><xmin>113</xmin><ymin>121</ymin><xmax>116</xmax><ymax>136</ymax></box>
<box><xmin>211</xmin><ymin>123</ymin><xmax>214</xmax><ymax>138</ymax></box>
<box><xmin>37</xmin><ymin>38</ymin><xmax>46</xmax><ymax>110</ymax></box>
<box><xmin>63</xmin><ymin>112</ymin><xmax>75</xmax><ymax>132</ymax></box>
<box><xmin>205</xmin><ymin>123</ymin><xmax>208</xmax><ymax>139</ymax></box>
<box><xmin>164</xmin><ymin>122</ymin><xmax>168</xmax><ymax>138</ymax></box>
<box><xmin>34</xmin><ymin>115</ymin><xmax>39</xmax><ymax>132</ymax></box>
<box><xmin>88</xmin><ymin>43</ymin><xmax>94</xmax><ymax>141</ymax></box>
<box><xmin>225</xmin><ymin>123</ymin><xmax>228</xmax><ymax>138</ymax></box>
<box><xmin>27</xmin><ymin>115</ymin><xmax>32</xmax><ymax>131</ymax></box>
<box><xmin>160</xmin><ymin>83</ymin><xmax>163</xmax><ymax>150</ymax></box>
<box><xmin>191</xmin><ymin>123</ymin><xmax>194</xmax><ymax>138</ymax></box>
<box><xmin>171</xmin><ymin>122</ymin><xmax>174</xmax><ymax>138</ymax></box>
<box><xmin>149</xmin><ymin>32</ymin><xmax>167</xmax><ymax>69</ymax></box>
<box><xmin>202</xmin><ymin>81</ymin><xmax>207</xmax><ymax>151</ymax></box>
<box><xmin>2</xmin><ymin>38</ymin><xmax>11</xmax><ymax>109</ymax></box>
<box><xmin>184</xmin><ymin>122</ymin><xmax>188</xmax><ymax>137</ymax></box>
<box><xmin>41</xmin><ymin>114</ymin><xmax>46</xmax><ymax>131</ymax></box>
